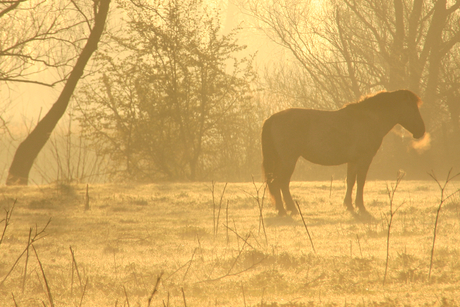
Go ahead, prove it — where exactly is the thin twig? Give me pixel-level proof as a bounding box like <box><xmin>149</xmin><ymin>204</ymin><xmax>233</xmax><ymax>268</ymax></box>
<box><xmin>162</xmin><ymin>291</ymin><xmax>170</xmax><ymax>307</ymax></box>
<box><xmin>147</xmin><ymin>272</ymin><xmax>163</xmax><ymax>307</ymax></box>
<box><xmin>383</xmin><ymin>170</ymin><xmax>405</xmax><ymax>286</ymax></box>
<box><xmin>198</xmin><ymin>256</ymin><xmax>266</xmax><ymax>283</ymax></box>
<box><xmin>211</xmin><ymin>181</ymin><xmax>216</xmax><ymax>236</ymax></box>
<box><xmin>78</xmin><ymin>278</ymin><xmax>89</xmax><ymax>307</ymax></box>
<box><xmin>11</xmin><ymin>292</ymin><xmax>18</xmax><ymax>307</ymax></box>
<box><xmin>226</xmin><ymin>200</ymin><xmax>229</xmax><ymax>245</ymax></box>
<box><xmin>70</xmin><ymin>246</ymin><xmax>83</xmax><ymax>291</ymax></box>
<box><xmin>0</xmin><ymin>218</ymin><xmax>51</xmax><ymax>286</ymax></box>
<box><xmin>181</xmin><ymin>287</ymin><xmax>187</xmax><ymax>307</ymax></box>
<box><xmin>428</xmin><ymin>169</ymin><xmax>460</xmax><ymax>281</ymax></box>
<box><xmin>0</xmin><ymin>199</ymin><xmax>16</xmax><ymax>246</ymax></box>
<box><xmin>164</xmin><ymin>248</ymin><xmax>197</xmax><ymax>282</ymax></box>
<box><xmin>123</xmin><ymin>285</ymin><xmax>130</xmax><ymax>307</ymax></box>
<box><xmin>356</xmin><ymin>234</ymin><xmax>363</xmax><ymax>258</ymax></box>
<box><xmin>182</xmin><ymin>248</ymin><xmax>197</xmax><ymax>282</ymax></box>
<box><xmin>199</xmin><ymin>233</ymin><xmax>263</xmax><ymax>283</ymax></box>
<box><xmin>85</xmin><ymin>184</ymin><xmax>90</xmax><ymax>211</ymax></box>
<box><xmin>251</xmin><ymin>177</ymin><xmax>268</xmax><ymax>245</ymax></box>
<box><xmin>295</xmin><ymin>201</ymin><xmax>316</xmax><ymax>254</ymax></box>
<box><xmin>215</xmin><ymin>183</ymin><xmax>228</xmax><ymax>236</ymax></box>
<box><xmin>329</xmin><ymin>175</ymin><xmax>333</xmax><ymax>199</ymax></box>
<box><xmin>33</xmin><ymin>245</ymin><xmax>54</xmax><ymax>307</ymax></box>
<box><xmin>223</xmin><ymin>224</ymin><xmax>254</xmax><ymax>249</ymax></box>
<box><xmin>22</xmin><ymin>227</ymin><xmax>32</xmax><ymax>293</ymax></box>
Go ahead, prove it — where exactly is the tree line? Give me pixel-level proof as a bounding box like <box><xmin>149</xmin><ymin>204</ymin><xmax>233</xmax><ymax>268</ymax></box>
<box><xmin>1</xmin><ymin>0</ymin><xmax>459</xmax><ymax>184</ymax></box>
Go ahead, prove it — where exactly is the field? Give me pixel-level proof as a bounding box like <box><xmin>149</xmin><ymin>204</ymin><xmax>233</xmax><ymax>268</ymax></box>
<box><xmin>0</xmin><ymin>179</ymin><xmax>459</xmax><ymax>306</ymax></box>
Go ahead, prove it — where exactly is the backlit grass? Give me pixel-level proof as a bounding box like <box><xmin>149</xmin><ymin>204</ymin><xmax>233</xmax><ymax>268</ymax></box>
<box><xmin>0</xmin><ymin>179</ymin><xmax>459</xmax><ymax>306</ymax></box>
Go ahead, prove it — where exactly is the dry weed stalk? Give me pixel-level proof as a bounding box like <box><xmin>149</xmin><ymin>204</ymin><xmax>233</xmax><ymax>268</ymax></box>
<box><xmin>295</xmin><ymin>201</ymin><xmax>316</xmax><ymax>254</ymax></box>
<box><xmin>383</xmin><ymin>170</ymin><xmax>405</xmax><ymax>286</ymax></box>
<box><xmin>11</xmin><ymin>293</ymin><xmax>19</xmax><ymax>307</ymax></box>
<box><xmin>78</xmin><ymin>278</ymin><xmax>89</xmax><ymax>307</ymax></box>
<box><xmin>32</xmin><ymin>244</ymin><xmax>54</xmax><ymax>307</ymax></box>
<box><xmin>356</xmin><ymin>234</ymin><xmax>363</xmax><ymax>258</ymax></box>
<box><xmin>200</xmin><ymin>231</ymin><xmax>264</xmax><ymax>283</ymax></box>
<box><xmin>123</xmin><ymin>285</ymin><xmax>130</xmax><ymax>307</ymax></box>
<box><xmin>162</xmin><ymin>292</ymin><xmax>170</xmax><ymax>307</ymax></box>
<box><xmin>329</xmin><ymin>175</ymin><xmax>333</xmax><ymax>200</ymax></box>
<box><xmin>164</xmin><ymin>249</ymin><xmax>195</xmax><ymax>282</ymax></box>
<box><xmin>182</xmin><ymin>248</ymin><xmax>197</xmax><ymax>282</ymax></box>
<box><xmin>0</xmin><ymin>198</ymin><xmax>16</xmax><ymax>246</ymax></box>
<box><xmin>211</xmin><ymin>181</ymin><xmax>227</xmax><ymax>236</ymax></box>
<box><xmin>22</xmin><ymin>227</ymin><xmax>32</xmax><ymax>293</ymax></box>
<box><xmin>428</xmin><ymin>169</ymin><xmax>460</xmax><ymax>281</ymax></box>
<box><xmin>70</xmin><ymin>245</ymin><xmax>84</xmax><ymax>295</ymax></box>
<box><xmin>181</xmin><ymin>287</ymin><xmax>187</xmax><ymax>307</ymax></box>
<box><xmin>1</xmin><ymin>218</ymin><xmax>51</xmax><ymax>287</ymax></box>
<box><xmin>225</xmin><ymin>200</ymin><xmax>229</xmax><ymax>245</ymax></box>
<box><xmin>251</xmin><ymin>177</ymin><xmax>268</xmax><ymax>245</ymax></box>
<box><xmin>147</xmin><ymin>272</ymin><xmax>163</xmax><ymax>307</ymax></box>
<box><xmin>223</xmin><ymin>224</ymin><xmax>255</xmax><ymax>250</ymax></box>
<box><xmin>85</xmin><ymin>184</ymin><xmax>90</xmax><ymax>211</ymax></box>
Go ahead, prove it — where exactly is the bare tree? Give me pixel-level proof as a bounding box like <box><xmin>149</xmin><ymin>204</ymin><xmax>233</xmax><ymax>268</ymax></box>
<box><xmin>6</xmin><ymin>0</ymin><xmax>111</xmax><ymax>185</ymax></box>
<box><xmin>76</xmin><ymin>0</ymin><xmax>257</xmax><ymax>182</ymax></box>
<box><xmin>0</xmin><ymin>0</ymin><xmax>90</xmax><ymax>87</ymax></box>
<box><xmin>241</xmin><ymin>0</ymin><xmax>460</xmax><ymax>113</ymax></box>
<box><xmin>238</xmin><ymin>0</ymin><xmax>460</xmax><ymax>175</ymax></box>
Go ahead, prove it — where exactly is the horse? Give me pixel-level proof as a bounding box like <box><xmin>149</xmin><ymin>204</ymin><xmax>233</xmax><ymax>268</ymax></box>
<box><xmin>261</xmin><ymin>89</ymin><xmax>426</xmax><ymax>216</ymax></box>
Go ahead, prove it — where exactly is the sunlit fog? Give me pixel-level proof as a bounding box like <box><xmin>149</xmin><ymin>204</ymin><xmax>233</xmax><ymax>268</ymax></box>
<box><xmin>1</xmin><ymin>0</ymin><xmax>459</xmax><ymax>305</ymax></box>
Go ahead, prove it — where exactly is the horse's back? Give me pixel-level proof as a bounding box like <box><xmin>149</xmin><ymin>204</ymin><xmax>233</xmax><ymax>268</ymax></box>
<box><xmin>266</xmin><ymin>108</ymin><xmax>380</xmax><ymax>166</ymax></box>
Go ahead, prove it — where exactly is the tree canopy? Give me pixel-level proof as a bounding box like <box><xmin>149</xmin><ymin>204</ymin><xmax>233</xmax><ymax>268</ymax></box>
<box><xmin>76</xmin><ymin>0</ymin><xmax>258</xmax><ymax>181</ymax></box>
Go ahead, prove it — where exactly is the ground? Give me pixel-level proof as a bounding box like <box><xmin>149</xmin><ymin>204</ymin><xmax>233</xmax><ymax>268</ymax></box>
<box><xmin>0</xmin><ymin>179</ymin><xmax>459</xmax><ymax>306</ymax></box>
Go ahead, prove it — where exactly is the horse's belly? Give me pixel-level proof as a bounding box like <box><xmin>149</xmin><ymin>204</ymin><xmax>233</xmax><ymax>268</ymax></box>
<box><xmin>301</xmin><ymin>151</ymin><xmax>349</xmax><ymax>166</ymax></box>
<box><xmin>300</xmin><ymin>133</ymin><xmax>355</xmax><ymax>165</ymax></box>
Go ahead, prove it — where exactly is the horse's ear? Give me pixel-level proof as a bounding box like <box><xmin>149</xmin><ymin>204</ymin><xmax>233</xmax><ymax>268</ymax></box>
<box><xmin>402</xmin><ymin>90</ymin><xmax>423</xmax><ymax>107</ymax></box>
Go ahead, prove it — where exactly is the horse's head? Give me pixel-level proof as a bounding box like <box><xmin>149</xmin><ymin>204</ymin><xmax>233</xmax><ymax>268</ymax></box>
<box><xmin>394</xmin><ymin>90</ymin><xmax>425</xmax><ymax>139</ymax></box>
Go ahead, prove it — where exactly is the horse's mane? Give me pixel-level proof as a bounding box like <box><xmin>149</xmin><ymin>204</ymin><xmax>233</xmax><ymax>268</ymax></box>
<box><xmin>343</xmin><ymin>90</ymin><xmax>422</xmax><ymax>110</ymax></box>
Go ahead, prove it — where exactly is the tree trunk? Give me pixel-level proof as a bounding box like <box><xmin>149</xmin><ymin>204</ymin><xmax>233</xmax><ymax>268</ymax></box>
<box><xmin>6</xmin><ymin>0</ymin><xmax>111</xmax><ymax>185</ymax></box>
<box><xmin>388</xmin><ymin>0</ymin><xmax>406</xmax><ymax>91</ymax></box>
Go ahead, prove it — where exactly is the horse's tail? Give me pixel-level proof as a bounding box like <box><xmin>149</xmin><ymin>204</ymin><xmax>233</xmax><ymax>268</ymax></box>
<box><xmin>261</xmin><ymin>117</ymin><xmax>279</xmax><ymax>198</ymax></box>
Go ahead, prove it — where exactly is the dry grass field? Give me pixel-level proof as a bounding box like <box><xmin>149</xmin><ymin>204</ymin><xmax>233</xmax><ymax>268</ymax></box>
<box><xmin>0</xmin><ymin>178</ymin><xmax>459</xmax><ymax>306</ymax></box>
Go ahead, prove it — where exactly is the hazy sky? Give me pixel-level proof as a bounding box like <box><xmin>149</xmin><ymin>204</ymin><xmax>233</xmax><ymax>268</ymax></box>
<box><xmin>3</xmin><ymin>0</ymin><xmax>319</xmax><ymax>129</ymax></box>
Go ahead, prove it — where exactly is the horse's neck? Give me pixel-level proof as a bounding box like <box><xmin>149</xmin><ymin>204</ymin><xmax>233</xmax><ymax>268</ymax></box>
<box><xmin>361</xmin><ymin>103</ymin><xmax>400</xmax><ymax>137</ymax></box>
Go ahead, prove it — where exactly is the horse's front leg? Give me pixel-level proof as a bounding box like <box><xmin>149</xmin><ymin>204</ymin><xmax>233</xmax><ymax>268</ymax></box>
<box><xmin>344</xmin><ymin>162</ymin><xmax>357</xmax><ymax>211</ymax></box>
<box><xmin>355</xmin><ymin>158</ymin><xmax>372</xmax><ymax>214</ymax></box>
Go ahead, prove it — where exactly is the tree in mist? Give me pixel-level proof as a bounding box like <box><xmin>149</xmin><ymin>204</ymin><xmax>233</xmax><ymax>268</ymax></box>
<box><xmin>0</xmin><ymin>0</ymin><xmax>97</xmax><ymax>87</ymax></box>
<box><xmin>5</xmin><ymin>0</ymin><xmax>111</xmax><ymax>185</ymax></box>
<box><xmin>244</xmin><ymin>0</ymin><xmax>460</xmax><ymax>115</ymax></box>
<box><xmin>241</xmin><ymin>0</ymin><xmax>460</xmax><ymax>174</ymax></box>
<box><xmin>76</xmin><ymin>0</ymin><xmax>258</xmax><ymax>181</ymax></box>
<box><xmin>0</xmin><ymin>0</ymin><xmax>92</xmax><ymax>155</ymax></box>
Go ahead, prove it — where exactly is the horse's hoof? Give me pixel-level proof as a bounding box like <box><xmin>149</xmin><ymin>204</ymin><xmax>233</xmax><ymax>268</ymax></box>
<box><xmin>344</xmin><ymin>202</ymin><xmax>354</xmax><ymax>212</ymax></box>
<box><xmin>277</xmin><ymin>209</ymin><xmax>288</xmax><ymax>216</ymax></box>
<box><xmin>358</xmin><ymin>209</ymin><xmax>375</xmax><ymax>221</ymax></box>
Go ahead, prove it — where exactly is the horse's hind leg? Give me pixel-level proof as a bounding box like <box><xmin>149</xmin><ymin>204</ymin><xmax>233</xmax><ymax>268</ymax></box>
<box><xmin>281</xmin><ymin>180</ymin><xmax>298</xmax><ymax>214</ymax></box>
<box><xmin>268</xmin><ymin>178</ymin><xmax>287</xmax><ymax>216</ymax></box>
<box><xmin>279</xmin><ymin>159</ymin><xmax>298</xmax><ymax>214</ymax></box>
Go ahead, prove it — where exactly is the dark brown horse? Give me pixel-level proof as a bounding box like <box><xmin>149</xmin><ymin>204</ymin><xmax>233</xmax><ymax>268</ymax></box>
<box><xmin>262</xmin><ymin>90</ymin><xmax>426</xmax><ymax>216</ymax></box>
